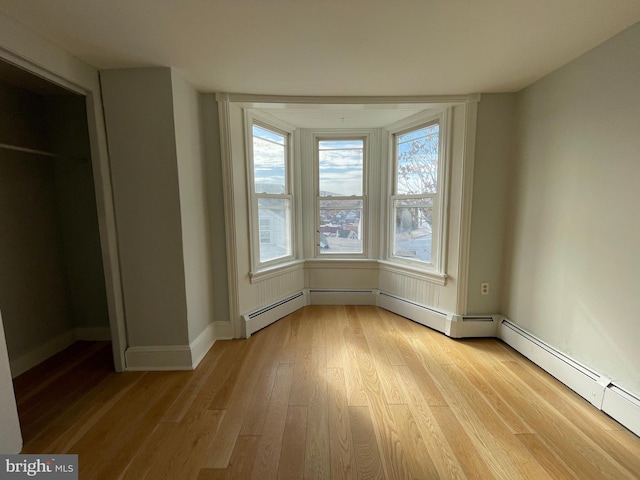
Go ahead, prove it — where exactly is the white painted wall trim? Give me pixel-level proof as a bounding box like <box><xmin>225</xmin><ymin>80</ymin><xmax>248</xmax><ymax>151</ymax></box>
<box><xmin>224</xmin><ymin>93</ymin><xmax>480</xmax><ymax>106</ymax></box>
<box><xmin>216</xmin><ymin>93</ymin><xmax>242</xmax><ymax>339</ymax></box>
<box><xmin>124</xmin><ymin>345</ymin><xmax>194</xmax><ymax>371</ymax></box>
<box><xmin>454</xmin><ymin>101</ymin><xmax>478</xmax><ymax>315</ymax></box>
<box><xmin>124</xmin><ymin>322</ymin><xmax>217</xmax><ymax>371</ymax></box>
<box><xmin>190</xmin><ymin>323</ymin><xmax>216</xmax><ymax>369</ymax></box>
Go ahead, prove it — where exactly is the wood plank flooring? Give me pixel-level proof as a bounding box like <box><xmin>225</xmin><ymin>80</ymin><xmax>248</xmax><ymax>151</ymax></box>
<box><xmin>14</xmin><ymin>305</ymin><xmax>640</xmax><ymax>479</ymax></box>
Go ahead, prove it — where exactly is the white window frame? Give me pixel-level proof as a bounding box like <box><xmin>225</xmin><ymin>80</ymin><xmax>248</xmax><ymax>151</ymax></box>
<box><xmin>387</xmin><ymin>110</ymin><xmax>450</xmax><ymax>275</ymax></box>
<box><xmin>245</xmin><ymin>111</ymin><xmax>296</xmax><ymax>273</ymax></box>
<box><xmin>313</xmin><ymin>132</ymin><xmax>369</xmax><ymax>259</ymax></box>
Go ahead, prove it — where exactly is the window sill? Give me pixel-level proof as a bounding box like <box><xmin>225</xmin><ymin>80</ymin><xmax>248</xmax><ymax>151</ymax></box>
<box><xmin>305</xmin><ymin>258</ymin><xmax>379</xmax><ymax>270</ymax></box>
<box><xmin>249</xmin><ymin>259</ymin><xmax>305</xmax><ymax>283</ymax></box>
<box><xmin>378</xmin><ymin>260</ymin><xmax>448</xmax><ymax>286</ymax></box>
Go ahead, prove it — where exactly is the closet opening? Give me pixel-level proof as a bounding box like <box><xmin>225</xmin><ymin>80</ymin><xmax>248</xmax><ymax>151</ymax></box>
<box><xmin>0</xmin><ymin>59</ymin><xmax>114</xmax><ymax>444</ymax></box>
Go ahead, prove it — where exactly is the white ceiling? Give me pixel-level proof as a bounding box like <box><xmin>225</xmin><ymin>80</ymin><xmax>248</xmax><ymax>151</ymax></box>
<box><xmin>255</xmin><ymin>102</ymin><xmax>448</xmax><ymax>129</ymax></box>
<box><xmin>0</xmin><ymin>1</ymin><xmax>638</xmax><ymax>97</ymax></box>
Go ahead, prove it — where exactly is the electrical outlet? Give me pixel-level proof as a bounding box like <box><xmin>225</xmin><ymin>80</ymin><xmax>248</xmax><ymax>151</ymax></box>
<box><xmin>480</xmin><ymin>282</ymin><xmax>490</xmax><ymax>295</ymax></box>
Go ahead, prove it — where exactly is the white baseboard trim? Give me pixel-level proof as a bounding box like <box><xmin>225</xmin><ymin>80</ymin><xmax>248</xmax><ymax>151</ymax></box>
<box><xmin>309</xmin><ymin>289</ymin><xmax>377</xmax><ymax>306</ymax></box>
<box><xmin>499</xmin><ymin>318</ymin><xmax>640</xmax><ymax>437</ymax></box>
<box><xmin>243</xmin><ymin>291</ymin><xmax>308</xmax><ymax>338</ymax></box>
<box><xmin>124</xmin><ymin>345</ymin><xmax>194</xmax><ymax>371</ymax></box>
<box><xmin>190</xmin><ymin>323</ymin><xmax>216</xmax><ymax>369</ymax></box>
<box><xmin>125</xmin><ymin>321</ymin><xmax>219</xmax><ymax>372</ymax></box>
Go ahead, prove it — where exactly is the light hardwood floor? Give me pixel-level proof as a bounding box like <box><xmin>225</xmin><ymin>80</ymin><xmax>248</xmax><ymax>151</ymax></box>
<box><xmin>14</xmin><ymin>305</ymin><xmax>640</xmax><ymax>479</ymax></box>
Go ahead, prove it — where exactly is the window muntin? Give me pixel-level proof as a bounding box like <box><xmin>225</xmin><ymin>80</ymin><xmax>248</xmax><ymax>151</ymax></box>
<box><xmin>316</xmin><ymin>138</ymin><xmax>365</xmax><ymax>255</ymax></box>
<box><xmin>391</xmin><ymin>121</ymin><xmax>441</xmax><ymax>266</ymax></box>
<box><xmin>250</xmin><ymin>122</ymin><xmax>293</xmax><ymax>265</ymax></box>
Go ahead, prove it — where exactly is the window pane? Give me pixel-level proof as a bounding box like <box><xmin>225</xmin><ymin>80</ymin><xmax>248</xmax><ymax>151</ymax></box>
<box><xmin>253</xmin><ymin>125</ymin><xmax>286</xmax><ymax>194</ymax></box>
<box><xmin>258</xmin><ymin>197</ymin><xmax>291</xmax><ymax>262</ymax></box>
<box><xmin>318</xmin><ymin>139</ymin><xmax>363</xmax><ymax>196</ymax></box>
<box><xmin>259</xmin><ymin>218</ymin><xmax>271</xmax><ymax>244</ymax></box>
<box><xmin>319</xmin><ymin>199</ymin><xmax>363</xmax><ymax>254</ymax></box>
<box><xmin>396</xmin><ymin>124</ymin><xmax>439</xmax><ymax>195</ymax></box>
<box><xmin>393</xmin><ymin>197</ymin><xmax>433</xmax><ymax>263</ymax></box>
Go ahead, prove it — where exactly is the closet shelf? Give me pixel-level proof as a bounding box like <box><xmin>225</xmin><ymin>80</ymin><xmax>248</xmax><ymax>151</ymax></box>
<box><xmin>0</xmin><ymin>142</ymin><xmax>86</xmax><ymax>162</ymax></box>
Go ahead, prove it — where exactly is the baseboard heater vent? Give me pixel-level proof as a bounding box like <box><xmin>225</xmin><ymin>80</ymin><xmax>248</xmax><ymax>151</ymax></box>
<box><xmin>500</xmin><ymin>319</ymin><xmax>598</xmax><ymax>380</ymax></box>
<box><xmin>377</xmin><ymin>291</ymin><xmax>448</xmax><ymax>334</ymax></box>
<box><xmin>462</xmin><ymin>316</ymin><xmax>494</xmax><ymax>322</ymax></box>
<box><xmin>499</xmin><ymin>318</ymin><xmax>640</xmax><ymax>436</ymax></box>
<box><xmin>444</xmin><ymin>314</ymin><xmax>498</xmax><ymax>338</ymax></box>
<box><xmin>309</xmin><ymin>289</ymin><xmax>376</xmax><ymax>306</ymax></box>
<box><xmin>243</xmin><ymin>291</ymin><xmax>307</xmax><ymax>338</ymax></box>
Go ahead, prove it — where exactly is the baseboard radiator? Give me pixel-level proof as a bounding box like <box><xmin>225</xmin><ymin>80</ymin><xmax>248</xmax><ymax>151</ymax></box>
<box><xmin>309</xmin><ymin>289</ymin><xmax>376</xmax><ymax>305</ymax></box>
<box><xmin>500</xmin><ymin>318</ymin><xmax>640</xmax><ymax>437</ymax></box>
<box><xmin>447</xmin><ymin>315</ymin><xmax>498</xmax><ymax>338</ymax></box>
<box><xmin>377</xmin><ymin>292</ymin><xmax>449</xmax><ymax>334</ymax></box>
<box><xmin>243</xmin><ymin>291</ymin><xmax>307</xmax><ymax>338</ymax></box>
<box><xmin>376</xmin><ymin>292</ymin><xmax>498</xmax><ymax>339</ymax></box>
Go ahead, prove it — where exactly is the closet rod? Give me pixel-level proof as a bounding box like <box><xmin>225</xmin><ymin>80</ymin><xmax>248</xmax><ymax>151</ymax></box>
<box><xmin>0</xmin><ymin>142</ymin><xmax>86</xmax><ymax>162</ymax></box>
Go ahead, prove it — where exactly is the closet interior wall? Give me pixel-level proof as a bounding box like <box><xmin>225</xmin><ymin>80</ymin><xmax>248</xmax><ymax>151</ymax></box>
<box><xmin>0</xmin><ymin>71</ymin><xmax>110</xmax><ymax>376</ymax></box>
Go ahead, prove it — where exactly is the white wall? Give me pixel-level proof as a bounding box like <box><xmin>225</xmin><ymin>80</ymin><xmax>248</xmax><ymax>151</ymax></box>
<box><xmin>466</xmin><ymin>94</ymin><xmax>515</xmax><ymax>314</ymax></box>
<box><xmin>101</xmin><ymin>68</ymin><xmax>190</xmax><ymax>347</ymax></box>
<box><xmin>200</xmin><ymin>95</ymin><xmax>231</xmax><ymax>329</ymax></box>
<box><xmin>102</xmin><ymin>67</ymin><xmax>221</xmax><ymax>362</ymax></box>
<box><xmin>171</xmin><ymin>71</ymin><xmax>215</xmax><ymax>342</ymax></box>
<box><xmin>504</xmin><ymin>23</ymin><xmax>640</xmax><ymax>395</ymax></box>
